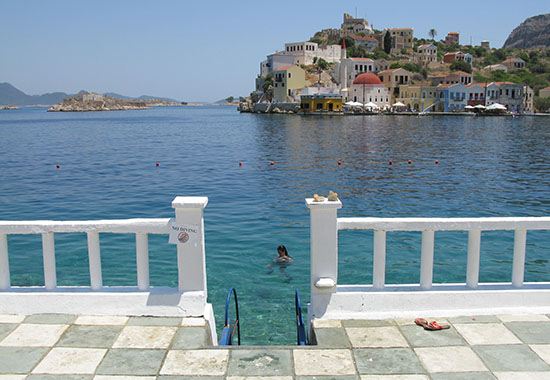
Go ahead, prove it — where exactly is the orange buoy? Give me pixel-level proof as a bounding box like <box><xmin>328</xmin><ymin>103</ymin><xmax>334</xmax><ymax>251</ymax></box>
<box><xmin>389</xmin><ymin>160</ymin><xmax>392</xmax><ymax>165</ymax></box>
<box><xmin>156</xmin><ymin>162</ymin><xmax>159</xmax><ymax>167</ymax></box>
<box><xmin>270</xmin><ymin>161</ymin><xmax>274</xmax><ymax>166</ymax></box>
<box><xmin>56</xmin><ymin>164</ymin><xmax>60</xmax><ymax>168</ymax></box>
<box><xmin>435</xmin><ymin>160</ymin><xmax>439</xmax><ymax>164</ymax></box>
<box><xmin>408</xmin><ymin>160</ymin><xmax>412</xmax><ymax>164</ymax></box>
<box><xmin>239</xmin><ymin>162</ymin><xmax>242</xmax><ymax>167</ymax></box>
<box><xmin>338</xmin><ymin>161</ymin><xmax>342</xmax><ymax>166</ymax></box>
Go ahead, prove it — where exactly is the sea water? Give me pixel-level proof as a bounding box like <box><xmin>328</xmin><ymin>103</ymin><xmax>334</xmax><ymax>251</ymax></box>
<box><xmin>0</xmin><ymin>106</ymin><xmax>549</xmax><ymax>344</ymax></box>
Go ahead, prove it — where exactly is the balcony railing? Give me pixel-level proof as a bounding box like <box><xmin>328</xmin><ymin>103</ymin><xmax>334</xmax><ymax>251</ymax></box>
<box><xmin>306</xmin><ymin>198</ymin><xmax>550</xmax><ymax>320</ymax></box>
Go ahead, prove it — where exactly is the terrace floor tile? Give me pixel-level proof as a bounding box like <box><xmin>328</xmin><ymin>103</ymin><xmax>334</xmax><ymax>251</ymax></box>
<box><xmin>160</xmin><ymin>349</ymin><xmax>229</xmax><ymax>376</ymax></box>
<box><xmin>414</xmin><ymin>346</ymin><xmax>488</xmax><ymax>373</ymax></box>
<box><xmin>453</xmin><ymin>323</ymin><xmax>522</xmax><ymax>345</ymax></box>
<box><xmin>504</xmin><ymin>322</ymin><xmax>550</xmax><ymax>344</ymax></box>
<box><xmin>171</xmin><ymin>327</ymin><xmax>211</xmax><ymax>349</ymax></box>
<box><xmin>0</xmin><ymin>324</ymin><xmax>68</xmax><ymax>347</ymax></box>
<box><xmin>112</xmin><ymin>326</ymin><xmax>176</xmax><ymax>349</ymax></box>
<box><xmin>399</xmin><ymin>324</ymin><xmax>466</xmax><ymax>347</ymax></box>
<box><xmin>127</xmin><ymin>317</ymin><xmax>182</xmax><ymax>326</ymax></box>
<box><xmin>353</xmin><ymin>348</ymin><xmax>425</xmax><ymax>375</ymax></box>
<box><xmin>0</xmin><ymin>347</ymin><xmax>49</xmax><ymax>374</ymax></box>
<box><xmin>227</xmin><ymin>349</ymin><xmax>292</xmax><ymax>376</ymax></box>
<box><xmin>32</xmin><ymin>347</ymin><xmax>106</xmax><ymax>374</ymax></box>
<box><xmin>473</xmin><ymin>345</ymin><xmax>550</xmax><ymax>372</ymax></box>
<box><xmin>56</xmin><ymin>325</ymin><xmax>122</xmax><ymax>348</ymax></box>
<box><xmin>96</xmin><ymin>349</ymin><xmax>166</xmax><ymax>375</ymax></box>
<box><xmin>346</xmin><ymin>327</ymin><xmax>409</xmax><ymax>348</ymax></box>
<box><xmin>492</xmin><ymin>371</ymin><xmax>550</xmax><ymax>380</ymax></box>
<box><xmin>24</xmin><ymin>314</ymin><xmax>76</xmax><ymax>325</ymax></box>
<box><xmin>293</xmin><ymin>349</ymin><xmax>356</xmax><ymax>376</ymax></box>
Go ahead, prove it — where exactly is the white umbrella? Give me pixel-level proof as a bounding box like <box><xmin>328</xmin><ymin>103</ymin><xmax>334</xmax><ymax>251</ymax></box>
<box><xmin>344</xmin><ymin>101</ymin><xmax>355</xmax><ymax>106</ymax></box>
<box><xmin>351</xmin><ymin>101</ymin><xmax>363</xmax><ymax>107</ymax></box>
<box><xmin>474</xmin><ymin>104</ymin><xmax>486</xmax><ymax>109</ymax></box>
<box><xmin>464</xmin><ymin>105</ymin><xmax>474</xmax><ymax>109</ymax></box>
<box><xmin>487</xmin><ymin>103</ymin><xmax>507</xmax><ymax>110</ymax></box>
<box><xmin>364</xmin><ymin>102</ymin><xmax>379</xmax><ymax>109</ymax></box>
<box><xmin>392</xmin><ymin>102</ymin><xmax>406</xmax><ymax>107</ymax></box>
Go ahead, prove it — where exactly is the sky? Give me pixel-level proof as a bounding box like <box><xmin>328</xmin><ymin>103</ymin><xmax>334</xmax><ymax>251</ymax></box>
<box><xmin>1</xmin><ymin>0</ymin><xmax>549</xmax><ymax>102</ymax></box>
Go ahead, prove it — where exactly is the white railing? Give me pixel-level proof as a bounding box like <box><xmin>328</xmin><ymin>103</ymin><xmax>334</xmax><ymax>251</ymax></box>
<box><xmin>306</xmin><ymin>198</ymin><xmax>550</xmax><ymax>319</ymax></box>
<box><xmin>0</xmin><ymin>197</ymin><xmax>211</xmax><ymax>318</ymax></box>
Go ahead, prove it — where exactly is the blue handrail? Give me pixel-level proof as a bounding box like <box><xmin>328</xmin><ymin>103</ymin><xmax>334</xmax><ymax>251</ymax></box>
<box><xmin>295</xmin><ymin>290</ymin><xmax>307</xmax><ymax>345</ymax></box>
<box><xmin>219</xmin><ymin>287</ymin><xmax>240</xmax><ymax>345</ymax></box>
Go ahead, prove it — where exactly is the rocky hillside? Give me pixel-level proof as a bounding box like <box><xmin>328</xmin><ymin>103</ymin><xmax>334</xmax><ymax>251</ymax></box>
<box><xmin>503</xmin><ymin>14</ymin><xmax>550</xmax><ymax>49</ymax></box>
<box><xmin>48</xmin><ymin>92</ymin><xmax>150</xmax><ymax>112</ymax></box>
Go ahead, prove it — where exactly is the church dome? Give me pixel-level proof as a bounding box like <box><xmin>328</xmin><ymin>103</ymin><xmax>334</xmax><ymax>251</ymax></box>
<box><xmin>353</xmin><ymin>73</ymin><xmax>382</xmax><ymax>85</ymax></box>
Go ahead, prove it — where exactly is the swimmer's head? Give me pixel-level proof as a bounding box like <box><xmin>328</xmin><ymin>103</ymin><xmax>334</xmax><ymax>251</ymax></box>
<box><xmin>277</xmin><ymin>245</ymin><xmax>288</xmax><ymax>257</ymax></box>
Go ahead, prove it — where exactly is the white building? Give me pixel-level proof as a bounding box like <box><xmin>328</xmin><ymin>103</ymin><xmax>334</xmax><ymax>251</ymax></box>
<box><xmin>348</xmin><ymin>72</ymin><xmax>391</xmax><ymax>109</ymax></box>
<box><xmin>337</xmin><ymin>57</ymin><xmax>376</xmax><ymax>89</ymax></box>
<box><xmin>417</xmin><ymin>44</ymin><xmax>437</xmax><ymax>65</ymax></box>
<box><xmin>284</xmin><ymin>41</ymin><xmax>342</xmax><ymax>65</ymax></box>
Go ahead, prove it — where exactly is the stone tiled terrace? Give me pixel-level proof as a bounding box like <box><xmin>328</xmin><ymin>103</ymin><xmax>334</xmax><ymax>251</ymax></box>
<box><xmin>0</xmin><ymin>313</ymin><xmax>550</xmax><ymax>379</ymax></box>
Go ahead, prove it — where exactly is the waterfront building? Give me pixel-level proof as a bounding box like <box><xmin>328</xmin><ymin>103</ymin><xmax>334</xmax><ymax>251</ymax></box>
<box><xmin>494</xmin><ymin>82</ymin><xmax>524</xmax><ymax>111</ymax></box>
<box><xmin>350</xmin><ymin>34</ymin><xmax>378</xmax><ymax>52</ymax></box>
<box><xmin>524</xmin><ymin>85</ymin><xmax>534</xmax><ymax>112</ymax></box>
<box><xmin>417</xmin><ymin>44</ymin><xmax>437</xmax><ymax>65</ymax></box>
<box><xmin>387</xmin><ymin>28</ymin><xmax>414</xmax><ymax>53</ymax></box>
<box><xmin>540</xmin><ymin>86</ymin><xmax>550</xmax><ymax>98</ymax></box>
<box><xmin>445</xmin><ymin>32</ymin><xmax>459</xmax><ymax>45</ymax></box>
<box><xmin>466</xmin><ymin>83</ymin><xmax>486</xmax><ymax>106</ymax></box>
<box><xmin>341</xmin><ymin>13</ymin><xmax>374</xmax><ymax>35</ymax></box>
<box><xmin>430</xmin><ymin>71</ymin><xmax>472</xmax><ymax>86</ymax></box>
<box><xmin>501</xmin><ymin>57</ymin><xmax>526</xmax><ymax>71</ymax></box>
<box><xmin>485</xmin><ymin>82</ymin><xmax>500</xmax><ymax>105</ymax></box>
<box><xmin>436</xmin><ymin>83</ymin><xmax>468</xmax><ymax>112</ymax></box>
<box><xmin>348</xmin><ymin>73</ymin><xmax>390</xmax><ymax>109</ymax></box>
<box><xmin>484</xmin><ymin>64</ymin><xmax>508</xmax><ymax>72</ymax></box>
<box><xmin>300</xmin><ymin>93</ymin><xmax>343</xmax><ymax>113</ymax></box>
<box><xmin>397</xmin><ymin>84</ymin><xmax>438</xmax><ymax>112</ymax></box>
<box><xmin>378</xmin><ymin>68</ymin><xmax>413</xmax><ymax>102</ymax></box>
<box><xmin>272</xmin><ymin>65</ymin><xmax>306</xmax><ymax>102</ymax></box>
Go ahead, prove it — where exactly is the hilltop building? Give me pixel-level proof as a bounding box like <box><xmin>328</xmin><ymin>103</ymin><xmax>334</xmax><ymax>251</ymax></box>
<box><xmin>284</xmin><ymin>41</ymin><xmax>342</xmax><ymax>65</ymax></box>
<box><xmin>481</xmin><ymin>40</ymin><xmax>490</xmax><ymax>49</ymax></box>
<box><xmin>445</xmin><ymin>32</ymin><xmax>459</xmax><ymax>45</ymax></box>
<box><xmin>443</xmin><ymin>51</ymin><xmax>473</xmax><ymax>65</ymax></box>
<box><xmin>417</xmin><ymin>44</ymin><xmax>437</xmax><ymax>65</ymax></box>
<box><xmin>387</xmin><ymin>28</ymin><xmax>414</xmax><ymax>53</ymax></box>
<box><xmin>350</xmin><ymin>35</ymin><xmax>378</xmax><ymax>52</ymax></box>
<box><xmin>501</xmin><ymin>58</ymin><xmax>526</xmax><ymax>71</ymax></box>
<box><xmin>341</xmin><ymin>13</ymin><xmax>374</xmax><ymax>35</ymax></box>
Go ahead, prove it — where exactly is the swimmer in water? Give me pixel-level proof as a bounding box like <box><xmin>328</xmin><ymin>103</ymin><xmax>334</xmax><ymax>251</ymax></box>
<box><xmin>267</xmin><ymin>245</ymin><xmax>293</xmax><ymax>281</ymax></box>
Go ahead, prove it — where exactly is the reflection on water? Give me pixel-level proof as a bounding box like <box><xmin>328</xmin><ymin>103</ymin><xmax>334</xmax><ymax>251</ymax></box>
<box><xmin>1</xmin><ymin>107</ymin><xmax>549</xmax><ymax>345</ymax></box>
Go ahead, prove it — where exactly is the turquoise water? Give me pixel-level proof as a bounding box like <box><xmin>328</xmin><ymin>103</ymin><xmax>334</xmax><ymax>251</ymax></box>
<box><xmin>0</xmin><ymin>106</ymin><xmax>549</xmax><ymax>344</ymax></box>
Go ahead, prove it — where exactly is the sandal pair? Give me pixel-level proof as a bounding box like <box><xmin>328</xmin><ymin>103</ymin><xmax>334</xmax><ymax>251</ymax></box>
<box><xmin>415</xmin><ymin>318</ymin><xmax>450</xmax><ymax>331</ymax></box>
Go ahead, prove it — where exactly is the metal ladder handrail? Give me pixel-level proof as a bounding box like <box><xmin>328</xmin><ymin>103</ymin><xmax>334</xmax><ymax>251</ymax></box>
<box><xmin>219</xmin><ymin>287</ymin><xmax>240</xmax><ymax>345</ymax></box>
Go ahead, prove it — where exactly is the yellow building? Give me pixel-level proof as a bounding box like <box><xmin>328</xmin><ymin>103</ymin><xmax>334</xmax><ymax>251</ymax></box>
<box><xmin>389</xmin><ymin>28</ymin><xmax>414</xmax><ymax>53</ymax></box>
<box><xmin>300</xmin><ymin>94</ymin><xmax>343</xmax><ymax>113</ymax></box>
<box><xmin>273</xmin><ymin>65</ymin><xmax>306</xmax><ymax>102</ymax></box>
<box><xmin>397</xmin><ymin>85</ymin><xmax>438</xmax><ymax>112</ymax></box>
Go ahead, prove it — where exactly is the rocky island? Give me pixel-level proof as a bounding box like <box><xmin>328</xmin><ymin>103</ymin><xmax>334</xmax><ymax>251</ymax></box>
<box><xmin>47</xmin><ymin>92</ymin><xmax>180</xmax><ymax>112</ymax></box>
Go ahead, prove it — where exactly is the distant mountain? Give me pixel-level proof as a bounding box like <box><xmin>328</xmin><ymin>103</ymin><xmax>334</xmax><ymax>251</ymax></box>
<box><xmin>0</xmin><ymin>83</ymin><xmax>70</xmax><ymax>106</ymax></box>
<box><xmin>0</xmin><ymin>82</ymin><xmax>181</xmax><ymax>106</ymax></box>
<box><xmin>503</xmin><ymin>14</ymin><xmax>550</xmax><ymax>49</ymax></box>
<box><xmin>105</xmin><ymin>92</ymin><xmax>180</xmax><ymax>103</ymax></box>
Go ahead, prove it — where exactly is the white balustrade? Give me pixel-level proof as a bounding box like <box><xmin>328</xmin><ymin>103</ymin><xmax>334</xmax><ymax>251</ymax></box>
<box><xmin>0</xmin><ymin>197</ymin><xmax>208</xmax><ymax>295</ymax></box>
<box><xmin>307</xmin><ymin>198</ymin><xmax>550</xmax><ymax>319</ymax></box>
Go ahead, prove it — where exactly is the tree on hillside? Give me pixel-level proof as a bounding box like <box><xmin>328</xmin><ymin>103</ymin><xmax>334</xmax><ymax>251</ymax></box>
<box><xmin>450</xmin><ymin>60</ymin><xmax>472</xmax><ymax>73</ymax></box>
<box><xmin>384</xmin><ymin>30</ymin><xmax>392</xmax><ymax>54</ymax></box>
<box><xmin>429</xmin><ymin>29</ymin><xmax>437</xmax><ymax>41</ymax></box>
<box><xmin>225</xmin><ymin>96</ymin><xmax>234</xmax><ymax>103</ymax></box>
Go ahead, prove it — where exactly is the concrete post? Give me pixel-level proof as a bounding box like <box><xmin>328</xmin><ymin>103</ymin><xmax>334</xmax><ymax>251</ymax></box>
<box><xmin>172</xmin><ymin>197</ymin><xmax>208</xmax><ymax>294</ymax></box>
<box><xmin>305</xmin><ymin>197</ymin><xmax>342</xmax><ymax>318</ymax></box>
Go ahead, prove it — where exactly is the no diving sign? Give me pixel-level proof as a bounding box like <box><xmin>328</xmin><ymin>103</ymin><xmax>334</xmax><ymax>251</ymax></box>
<box><xmin>168</xmin><ymin>223</ymin><xmax>200</xmax><ymax>246</ymax></box>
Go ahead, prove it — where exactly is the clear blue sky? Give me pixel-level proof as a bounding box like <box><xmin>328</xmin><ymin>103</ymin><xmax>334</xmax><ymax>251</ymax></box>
<box><xmin>1</xmin><ymin>0</ymin><xmax>548</xmax><ymax>102</ymax></box>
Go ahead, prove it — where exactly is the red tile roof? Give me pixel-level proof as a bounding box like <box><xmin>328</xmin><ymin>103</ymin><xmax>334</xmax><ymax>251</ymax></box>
<box><xmin>350</xmin><ymin>57</ymin><xmax>374</xmax><ymax>62</ymax></box>
<box><xmin>274</xmin><ymin>65</ymin><xmax>295</xmax><ymax>72</ymax></box>
<box><xmin>350</xmin><ymin>34</ymin><xmax>378</xmax><ymax>42</ymax></box>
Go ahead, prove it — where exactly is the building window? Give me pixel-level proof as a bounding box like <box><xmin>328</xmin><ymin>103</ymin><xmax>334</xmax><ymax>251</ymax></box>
<box><xmin>288</xmin><ymin>73</ymin><xmax>291</xmax><ymax>78</ymax></box>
